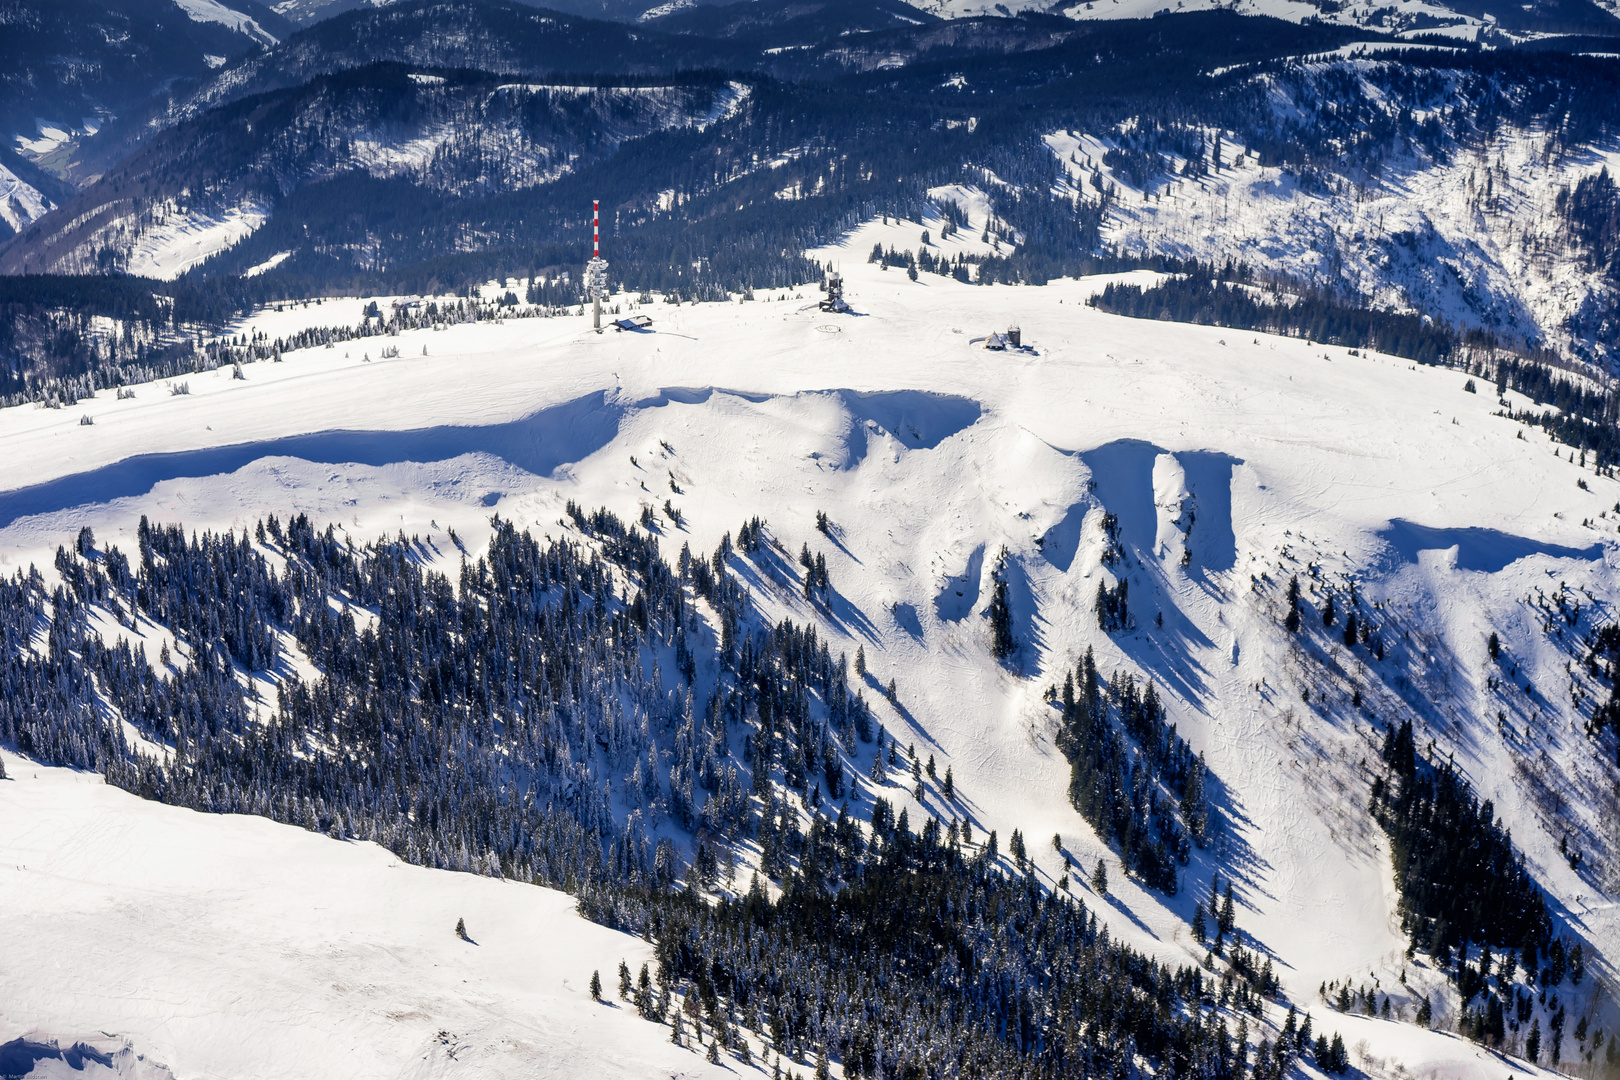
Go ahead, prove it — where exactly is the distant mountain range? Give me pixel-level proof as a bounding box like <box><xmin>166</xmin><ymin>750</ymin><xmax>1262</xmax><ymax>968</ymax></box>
<box><xmin>5</xmin><ymin>0</ymin><xmax>1617</xmax><ymax>195</ymax></box>
<box><xmin>5</xmin><ymin>0</ymin><xmax>1620</xmax><ymax>363</ymax></box>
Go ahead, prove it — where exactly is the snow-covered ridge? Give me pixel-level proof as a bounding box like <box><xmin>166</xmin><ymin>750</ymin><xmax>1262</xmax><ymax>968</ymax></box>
<box><xmin>640</xmin><ymin>0</ymin><xmax>696</xmax><ymax>20</ymax></box>
<box><xmin>124</xmin><ymin>200</ymin><xmax>272</xmax><ymax>281</ymax></box>
<box><xmin>907</xmin><ymin>0</ymin><xmax>1618</xmax><ymax>45</ymax></box>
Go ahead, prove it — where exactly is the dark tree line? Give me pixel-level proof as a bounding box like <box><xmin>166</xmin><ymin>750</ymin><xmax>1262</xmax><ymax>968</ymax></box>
<box><xmin>1088</xmin><ymin>274</ymin><xmax>1458</xmax><ymax>367</ymax></box>
<box><xmin>1058</xmin><ymin>648</ymin><xmax>1208</xmax><ymax>894</ymax></box>
<box><xmin>1372</xmin><ymin>719</ymin><xmax>1551</xmax><ymax>959</ymax></box>
<box><xmin>1368</xmin><ymin>721</ymin><xmax>1597</xmax><ymax>1065</ymax></box>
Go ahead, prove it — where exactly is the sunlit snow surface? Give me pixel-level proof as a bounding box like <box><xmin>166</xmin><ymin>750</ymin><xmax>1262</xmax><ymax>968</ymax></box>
<box><xmin>1</xmin><ymin>217</ymin><xmax>1615</xmax><ymax>1077</ymax></box>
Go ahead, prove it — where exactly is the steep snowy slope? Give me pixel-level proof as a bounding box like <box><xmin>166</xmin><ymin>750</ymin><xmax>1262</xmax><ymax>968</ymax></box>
<box><xmin>2</xmin><ymin>214</ymin><xmax>1616</xmax><ymax>1075</ymax></box>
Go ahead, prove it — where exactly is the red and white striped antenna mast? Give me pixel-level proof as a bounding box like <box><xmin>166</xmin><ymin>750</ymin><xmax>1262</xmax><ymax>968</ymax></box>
<box><xmin>585</xmin><ymin>199</ymin><xmax>609</xmax><ymax>331</ymax></box>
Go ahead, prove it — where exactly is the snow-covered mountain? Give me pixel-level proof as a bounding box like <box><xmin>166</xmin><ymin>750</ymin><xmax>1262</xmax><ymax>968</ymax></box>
<box><xmin>3</xmin><ymin>6</ymin><xmax>1620</xmax><ymax>1078</ymax></box>
<box><xmin>1</xmin><ymin>221</ymin><xmax>1616</xmax><ymax>1077</ymax></box>
<box><xmin>0</xmin><ymin>161</ymin><xmax>54</xmax><ymax>241</ymax></box>
<box><xmin>14</xmin><ymin>19</ymin><xmax>1620</xmax><ymax>363</ymax></box>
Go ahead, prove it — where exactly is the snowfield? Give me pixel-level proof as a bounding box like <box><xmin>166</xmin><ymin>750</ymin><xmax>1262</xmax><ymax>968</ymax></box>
<box><xmin>0</xmin><ymin>750</ymin><xmax>741</xmax><ymax>1080</ymax></box>
<box><xmin>3</xmin><ymin>213</ymin><xmax>1616</xmax><ymax>1077</ymax></box>
<box><xmin>903</xmin><ymin>0</ymin><xmax>1557</xmax><ymax>41</ymax></box>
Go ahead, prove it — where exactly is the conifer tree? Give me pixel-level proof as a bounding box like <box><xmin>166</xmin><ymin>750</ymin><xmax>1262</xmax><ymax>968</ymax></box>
<box><xmin>1285</xmin><ymin>575</ymin><xmax>1301</xmax><ymax>632</ymax></box>
<box><xmin>637</xmin><ymin>963</ymin><xmax>653</xmax><ymax>1018</ymax></box>
<box><xmin>988</xmin><ymin>548</ymin><xmax>1014</xmax><ymax>659</ymax></box>
<box><xmin>590</xmin><ymin>970</ymin><xmax>602</xmax><ymax>1000</ymax></box>
<box><xmin>1092</xmin><ymin>857</ymin><xmax>1109</xmax><ymax>895</ymax></box>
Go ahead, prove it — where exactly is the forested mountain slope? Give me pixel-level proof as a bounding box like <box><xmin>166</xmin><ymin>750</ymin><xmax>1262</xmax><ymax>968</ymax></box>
<box><xmin>0</xmin><ymin>65</ymin><xmax>750</xmax><ymax>280</ymax></box>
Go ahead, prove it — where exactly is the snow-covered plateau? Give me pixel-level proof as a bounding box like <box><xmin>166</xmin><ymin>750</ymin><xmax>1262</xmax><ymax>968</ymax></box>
<box><xmin>2</xmin><ymin>219</ymin><xmax>1617</xmax><ymax>1079</ymax></box>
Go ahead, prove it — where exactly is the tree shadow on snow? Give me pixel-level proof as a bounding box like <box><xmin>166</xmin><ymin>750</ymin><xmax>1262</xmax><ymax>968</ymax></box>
<box><xmin>729</xmin><ymin>543</ymin><xmax>881</xmax><ymax>643</ymax></box>
<box><xmin>1111</xmin><ymin>612</ymin><xmax>1217</xmax><ymax>713</ymax></box>
<box><xmin>890</xmin><ymin>601</ymin><xmax>923</xmax><ymax>639</ymax></box>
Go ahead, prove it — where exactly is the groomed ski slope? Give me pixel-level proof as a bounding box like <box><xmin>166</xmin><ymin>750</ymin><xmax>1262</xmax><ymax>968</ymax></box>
<box><xmin>2</xmin><ymin>213</ymin><xmax>1615</xmax><ymax>1077</ymax></box>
